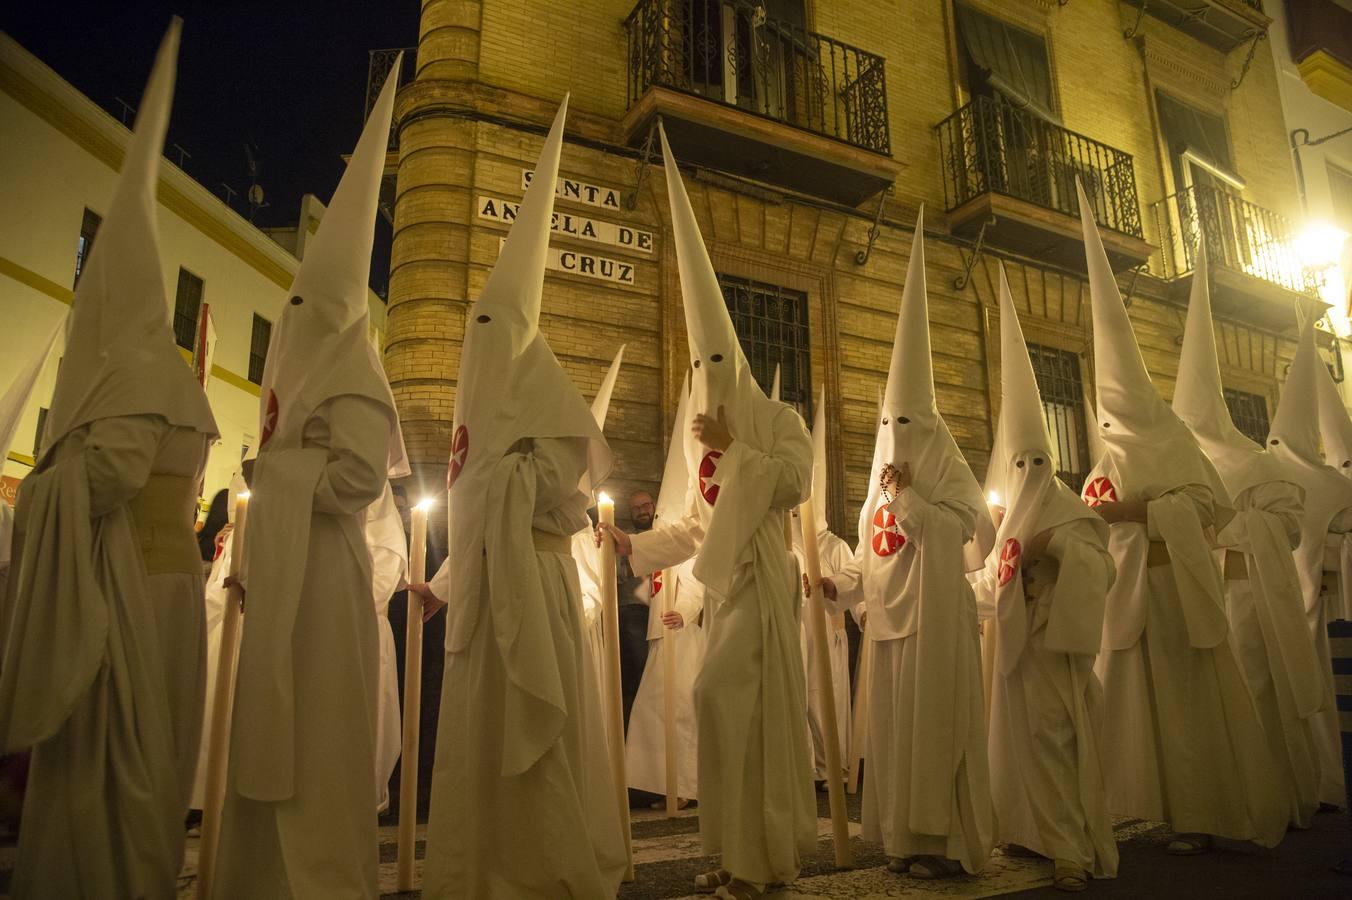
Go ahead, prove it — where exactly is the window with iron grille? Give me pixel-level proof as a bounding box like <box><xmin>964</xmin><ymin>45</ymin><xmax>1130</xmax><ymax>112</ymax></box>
<box><xmin>1224</xmin><ymin>388</ymin><xmax>1270</xmax><ymax>445</ymax></box>
<box><xmin>249</xmin><ymin>314</ymin><xmax>272</xmax><ymax>385</ymax></box>
<box><xmin>74</xmin><ymin>208</ymin><xmax>102</xmax><ymax>286</ymax></box>
<box><xmin>1026</xmin><ymin>343</ymin><xmax>1089</xmax><ymax>490</ymax></box>
<box><xmin>715</xmin><ymin>274</ymin><xmax>812</xmax><ymax>417</ymax></box>
<box><xmin>172</xmin><ymin>269</ymin><xmax>205</xmax><ymax>351</ymax></box>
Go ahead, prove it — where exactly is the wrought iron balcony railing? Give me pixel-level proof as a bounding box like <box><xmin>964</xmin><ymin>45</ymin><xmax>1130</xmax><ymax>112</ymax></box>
<box><xmin>935</xmin><ymin>96</ymin><xmax>1143</xmax><ymax>238</ymax></box>
<box><xmin>1150</xmin><ymin>184</ymin><xmax>1318</xmax><ymax>296</ymax></box>
<box><xmin>624</xmin><ymin>0</ymin><xmax>891</xmax><ymax>156</ymax></box>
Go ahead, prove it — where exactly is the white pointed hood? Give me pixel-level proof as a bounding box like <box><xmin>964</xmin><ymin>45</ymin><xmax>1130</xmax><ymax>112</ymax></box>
<box><xmin>860</xmin><ymin>211</ymin><xmax>989</xmax><ymax>567</ymax></box>
<box><xmin>41</xmin><ymin>20</ymin><xmax>217</xmax><ymax>460</ymax></box>
<box><xmin>0</xmin><ymin>315</ymin><xmax>63</xmax><ymax>469</ymax></box>
<box><xmin>1172</xmin><ymin>251</ymin><xmax>1286</xmax><ymax>499</ymax></box>
<box><xmin>809</xmin><ymin>387</ymin><xmax>830</xmax><ymax>535</ymax></box>
<box><xmin>1077</xmin><ymin>180</ymin><xmax>1228</xmax><ymax>511</ymax></box>
<box><xmin>445</xmin><ymin>95</ymin><xmax>610</xmax><ymax>614</ymax></box>
<box><xmin>769</xmin><ymin>364</ymin><xmax>782</xmax><ymax>403</ymax></box>
<box><xmin>1268</xmin><ymin>315</ymin><xmax>1352</xmax><ymax>605</ymax></box>
<box><xmin>257</xmin><ymin>52</ymin><xmax>407</xmax><ymax>476</ymax></box>
<box><xmin>1083</xmin><ymin>389</ymin><xmax>1105</xmax><ymax>469</ymax></box>
<box><xmin>590</xmin><ymin>345</ymin><xmax>626</xmax><ymax>428</ymax></box>
<box><xmin>662</xmin><ymin>126</ymin><xmax>803</xmax><ymax>594</ymax></box>
<box><xmin>1316</xmin><ymin>361</ymin><xmax>1352</xmax><ymax>476</ymax></box>
<box><xmin>655</xmin><ymin>375</ymin><xmax>692</xmax><ymax>523</ymax></box>
<box><xmin>989</xmin><ymin>263</ymin><xmax>1104</xmax><ymax>672</ymax></box>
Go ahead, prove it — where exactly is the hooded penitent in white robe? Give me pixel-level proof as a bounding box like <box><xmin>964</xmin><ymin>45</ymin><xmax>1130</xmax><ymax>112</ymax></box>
<box><xmin>626</xmin><ymin>128</ymin><xmax>815</xmax><ymax>889</ymax></box>
<box><xmin>1174</xmin><ymin>259</ymin><xmax>1323</xmax><ymax>828</ymax></box>
<box><xmin>0</xmin><ymin>313</ymin><xmax>63</xmax><ymax>601</ymax></box>
<box><xmin>1316</xmin><ymin>362</ymin><xmax>1352</xmax><ymax>623</ymax></box>
<box><xmin>978</xmin><ymin>264</ymin><xmax>1118</xmax><ymax>878</ymax></box>
<box><xmin>0</xmin><ymin>21</ymin><xmax>220</xmax><ymax>899</ymax></box>
<box><xmin>367</xmin><ymin>484</ymin><xmax>409</xmax><ymax>813</ymax></box>
<box><xmin>828</xmin><ymin>213</ymin><xmax>995</xmax><ymax>875</ymax></box>
<box><xmin>213</xmin><ymin>57</ymin><xmax>408</xmax><ymax>900</ymax></box>
<box><xmin>627</xmin><ymin>376</ymin><xmax>708</xmax><ymax>799</ymax></box>
<box><xmin>421</xmin><ymin>98</ymin><xmax>626</xmax><ymax>899</ymax></box>
<box><xmin>1075</xmin><ymin>184</ymin><xmax>1286</xmax><ymax>848</ymax></box>
<box><xmin>1268</xmin><ymin>315</ymin><xmax>1352</xmax><ymax>809</ymax></box>
<box><xmin>791</xmin><ymin>388</ymin><xmax>852</xmax><ymax>783</ymax></box>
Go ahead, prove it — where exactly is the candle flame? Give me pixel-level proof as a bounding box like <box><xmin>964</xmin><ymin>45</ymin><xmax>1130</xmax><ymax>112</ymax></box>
<box><xmin>416</xmin><ymin>497</ymin><xmax>435</xmax><ymax>511</ymax></box>
<box><xmin>987</xmin><ymin>491</ymin><xmax>1000</xmax><ymax>506</ymax></box>
<box><xmin>598</xmin><ymin>491</ymin><xmax>613</xmax><ymax>506</ymax></box>
<box><xmin>238</xmin><ymin>491</ymin><xmax>251</xmax><ymax>501</ymax></box>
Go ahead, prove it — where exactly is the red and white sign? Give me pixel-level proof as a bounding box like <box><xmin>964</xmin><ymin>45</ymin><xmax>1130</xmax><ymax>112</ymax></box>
<box><xmin>1082</xmin><ymin>476</ymin><xmax>1117</xmax><ymax>508</ymax></box>
<box><xmin>998</xmin><ymin>538</ymin><xmax>1022</xmax><ymax>586</ymax></box>
<box><xmin>698</xmin><ymin>450</ymin><xmax>723</xmax><ymax>506</ymax></box>
<box><xmin>447</xmin><ymin>425</ymin><xmax>470</xmax><ymax>489</ymax></box>
<box><xmin>259</xmin><ymin>390</ymin><xmax>279</xmax><ymax>447</ymax></box>
<box><xmin>871</xmin><ymin>504</ymin><xmax>906</xmax><ymax>557</ymax></box>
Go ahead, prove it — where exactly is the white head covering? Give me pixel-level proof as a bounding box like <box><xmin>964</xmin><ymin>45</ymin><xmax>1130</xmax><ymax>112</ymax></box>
<box><xmin>988</xmin><ymin>263</ymin><xmax>1104</xmax><ymax>672</ymax></box>
<box><xmin>1077</xmin><ymin>181</ymin><xmax>1228</xmax><ymax>511</ymax></box>
<box><xmin>809</xmin><ymin>387</ymin><xmax>830</xmax><ymax>535</ymax></box>
<box><xmin>580</xmin><ymin>344</ymin><xmax>625</xmax><ymax>498</ymax></box>
<box><xmin>1268</xmin><ymin>315</ymin><xmax>1352</xmax><ymax>595</ymax></box>
<box><xmin>859</xmin><ymin>211</ymin><xmax>989</xmax><ymax>566</ymax></box>
<box><xmin>1083</xmin><ymin>389</ymin><xmax>1105</xmax><ymax>470</ymax></box>
<box><xmin>1172</xmin><ymin>251</ymin><xmax>1287</xmax><ymax>499</ymax></box>
<box><xmin>661</xmin><ymin>125</ymin><xmax>802</xmax><ymax>594</ymax></box>
<box><xmin>42</xmin><ymin>20</ymin><xmax>217</xmax><ymax>460</ymax></box>
<box><xmin>0</xmin><ymin>315</ymin><xmax>63</xmax><ymax>469</ymax></box>
<box><xmin>445</xmin><ymin>96</ymin><xmax>610</xmax><ymax>611</ymax></box>
<box><xmin>655</xmin><ymin>374</ymin><xmax>692</xmax><ymax>524</ymax></box>
<box><xmin>769</xmin><ymin>364</ymin><xmax>782</xmax><ymax>404</ymax></box>
<box><xmin>1317</xmin><ymin>357</ymin><xmax>1352</xmax><ymax>476</ymax></box>
<box><xmin>257</xmin><ymin>53</ymin><xmax>407</xmax><ymax>477</ymax></box>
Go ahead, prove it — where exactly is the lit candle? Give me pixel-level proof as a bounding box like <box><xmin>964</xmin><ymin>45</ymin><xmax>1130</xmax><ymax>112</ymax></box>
<box><xmin>397</xmin><ymin>496</ymin><xmax>434</xmax><ymax>892</ymax></box>
<box><xmin>987</xmin><ymin>490</ymin><xmax>1001</xmax><ymax>507</ymax></box>
<box><xmin>596</xmin><ymin>492</ymin><xmax>634</xmax><ymax>879</ymax></box>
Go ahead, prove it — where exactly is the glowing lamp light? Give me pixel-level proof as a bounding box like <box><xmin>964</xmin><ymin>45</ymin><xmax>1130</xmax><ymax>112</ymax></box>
<box><xmin>1295</xmin><ymin>223</ymin><xmax>1349</xmax><ymax>270</ymax></box>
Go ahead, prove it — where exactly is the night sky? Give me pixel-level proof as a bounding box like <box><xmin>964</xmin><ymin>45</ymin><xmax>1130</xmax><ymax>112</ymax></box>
<box><xmin>2</xmin><ymin>2</ymin><xmax>421</xmax><ymax>296</ymax></box>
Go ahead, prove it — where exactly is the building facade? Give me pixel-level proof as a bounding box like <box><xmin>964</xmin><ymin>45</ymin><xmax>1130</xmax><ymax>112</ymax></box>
<box><xmin>0</xmin><ymin>34</ymin><xmax>387</xmax><ymax>510</ymax></box>
<box><xmin>382</xmin><ymin>0</ymin><xmax>1331</xmax><ymax>538</ymax></box>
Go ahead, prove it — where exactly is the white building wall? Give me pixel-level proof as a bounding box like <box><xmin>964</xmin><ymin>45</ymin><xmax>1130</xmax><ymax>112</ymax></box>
<box><xmin>0</xmin><ymin>34</ymin><xmax>387</xmax><ymax>511</ymax></box>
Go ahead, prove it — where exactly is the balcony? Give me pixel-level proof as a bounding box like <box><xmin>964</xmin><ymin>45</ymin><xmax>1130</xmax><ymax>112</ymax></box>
<box><xmin>935</xmin><ymin>96</ymin><xmax>1153</xmax><ymax>273</ymax></box>
<box><xmin>1122</xmin><ymin>0</ymin><xmax>1270</xmax><ymax>54</ymax></box>
<box><xmin>622</xmin><ymin>0</ymin><xmax>899</xmax><ymax>205</ymax></box>
<box><xmin>1151</xmin><ymin>184</ymin><xmax>1326</xmax><ymax>329</ymax></box>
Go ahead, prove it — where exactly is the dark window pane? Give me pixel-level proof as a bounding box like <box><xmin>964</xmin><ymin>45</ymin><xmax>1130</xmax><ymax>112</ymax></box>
<box><xmin>249</xmin><ymin>314</ymin><xmax>272</xmax><ymax>385</ymax></box>
<box><xmin>1223</xmin><ymin>388</ymin><xmax>1270</xmax><ymax>446</ymax></box>
<box><xmin>1026</xmin><ymin>343</ymin><xmax>1089</xmax><ymax>491</ymax></box>
<box><xmin>74</xmin><ymin>207</ymin><xmax>102</xmax><ymax>286</ymax></box>
<box><xmin>714</xmin><ymin>274</ymin><xmax>812</xmax><ymax>419</ymax></box>
<box><xmin>172</xmin><ymin>269</ymin><xmax>204</xmax><ymax>351</ymax></box>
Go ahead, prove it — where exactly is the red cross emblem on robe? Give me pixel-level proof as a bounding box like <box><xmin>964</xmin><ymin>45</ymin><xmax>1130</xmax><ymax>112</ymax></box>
<box><xmin>650</xmin><ymin>570</ymin><xmax>663</xmax><ymax>597</ymax></box>
<box><xmin>447</xmin><ymin>425</ymin><xmax>469</xmax><ymax>489</ymax></box>
<box><xmin>871</xmin><ymin>503</ymin><xmax>906</xmax><ymax>557</ymax></box>
<box><xmin>1082</xmin><ymin>476</ymin><xmax>1117</xmax><ymax>508</ymax></box>
<box><xmin>699</xmin><ymin>450</ymin><xmax>723</xmax><ymax>506</ymax></box>
<box><xmin>998</xmin><ymin>538</ymin><xmax>1022</xmax><ymax>586</ymax></box>
<box><xmin>259</xmin><ymin>389</ymin><xmax>279</xmax><ymax>447</ymax></box>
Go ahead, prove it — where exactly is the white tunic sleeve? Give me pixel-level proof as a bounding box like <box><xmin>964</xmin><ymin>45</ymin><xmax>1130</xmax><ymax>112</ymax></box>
<box><xmin>83</xmin><ymin>414</ymin><xmax>168</xmax><ymax>517</ymax></box>
<box><xmin>310</xmin><ymin>396</ymin><xmax>392</xmax><ymax>517</ymax></box>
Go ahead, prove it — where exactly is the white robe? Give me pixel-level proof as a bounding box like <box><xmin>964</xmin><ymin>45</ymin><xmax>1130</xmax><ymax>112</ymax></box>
<box><xmin>1094</xmin><ymin>484</ymin><xmax>1287</xmax><ymax>846</ymax></box>
<box><xmin>191</xmin><ymin>542</ymin><xmax>232</xmax><ymax>810</ymax></box>
<box><xmin>571</xmin><ymin>528</ymin><xmax>610</xmax><ymax>733</ymax></box>
<box><xmin>795</xmin><ymin>531</ymin><xmax>853</xmax><ymax>782</ymax></box>
<box><xmin>423</xmin><ymin>437</ymin><xmax>626</xmax><ymax>899</ymax></box>
<box><xmin>626</xmin><ymin>559</ymin><xmax>707</xmax><ymax>798</ymax></box>
<box><xmin>831</xmin><ymin>486</ymin><xmax>994</xmax><ymax>873</ymax></box>
<box><xmin>630</xmin><ymin>419</ymin><xmax>817</xmax><ymax>887</ymax></box>
<box><xmin>1313</xmin><ymin>512</ymin><xmax>1352</xmax><ymax>807</ymax></box>
<box><xmin>214</xmin><ymin>396</ymin><xmax>388</xmax><ymax>899</ymax></box>
<box><xmin>2</xmin><ymin>414</ymin><xmax>207</xmax><ymax>899</ymax></box>
<box><xmin>1218</xmin><ymin>482</ymin><xmax>1322</xmax><ymax>828</ymax></box>
<box><xmin>981</xmin><ymin>518</ymin><xmax>1118</xmax><ymax>876</ymax></box>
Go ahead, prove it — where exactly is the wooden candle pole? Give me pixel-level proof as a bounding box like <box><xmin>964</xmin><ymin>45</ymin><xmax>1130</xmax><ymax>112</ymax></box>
<box><xmin>598</xmin><ymin>494</ymin><xmax>635</xmax><ymax>880</ymax></box>
<box><xmin>799</xmin><ymin>493</ymin><xmax>852</xmax><ymax>867</ymax></box>
<box><xmin>196</xmin><ymin>492</ymin><xmax>249</xmax><ymax>900</ymax></box>
<box><xmin>660</xmin><ymin>568</ymin><xmax>679</xmax><ymax>817</ymax></box>
<box><xmin>396</xmin><ymin>499</ymin><xmax>431</xmax><ymax>892</ymax></box>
